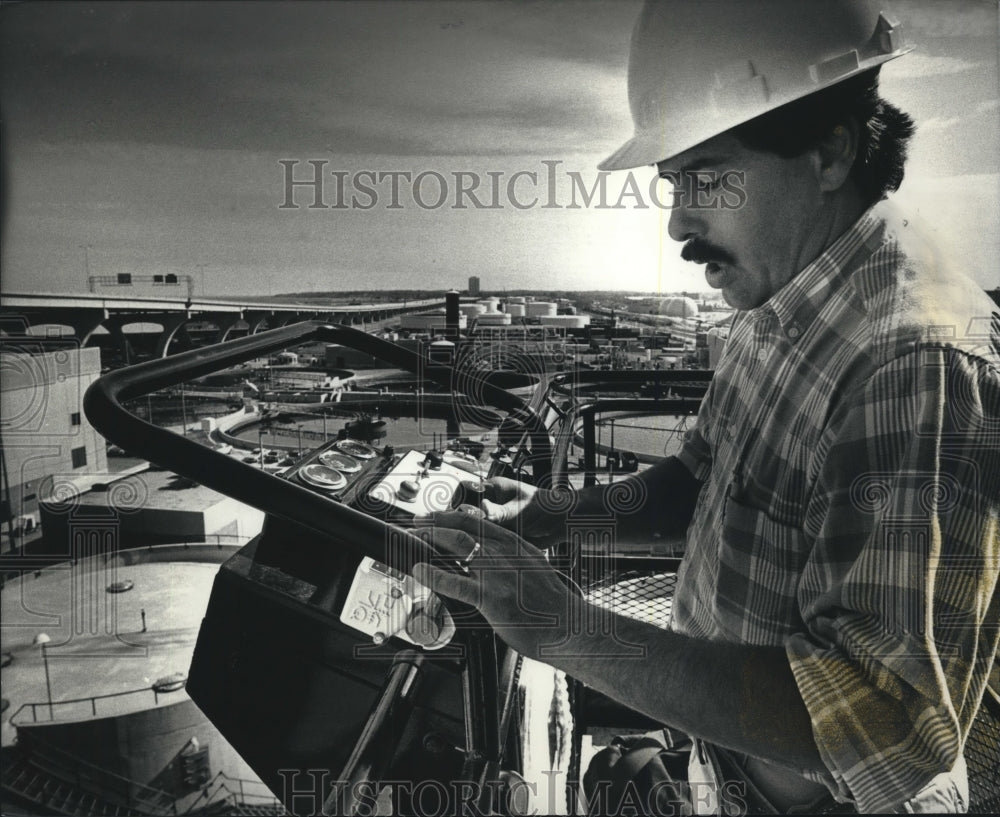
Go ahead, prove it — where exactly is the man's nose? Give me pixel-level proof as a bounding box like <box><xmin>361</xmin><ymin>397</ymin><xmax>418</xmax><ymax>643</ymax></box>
<box><xmin>667</xmin><ymin>194</ymin><xmax>700</xmax><ymax>244</ymax></box>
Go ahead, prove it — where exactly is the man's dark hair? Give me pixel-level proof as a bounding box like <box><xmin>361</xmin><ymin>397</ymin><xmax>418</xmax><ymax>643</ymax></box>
<box><xmin>732</xmin><ymin>68</ymin><xmax>915</xmax><ymax>205</ymax></box>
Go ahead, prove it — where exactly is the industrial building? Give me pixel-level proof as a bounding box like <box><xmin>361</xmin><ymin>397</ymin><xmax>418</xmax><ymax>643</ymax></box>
<box><xmin>1</xmin><ymin>345</ymin><xmax>108</xmax><ymax>552</ymax></box>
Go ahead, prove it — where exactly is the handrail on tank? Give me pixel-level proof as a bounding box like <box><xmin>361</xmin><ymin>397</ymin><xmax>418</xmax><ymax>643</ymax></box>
<box><xmin>83</xmin><ymin>321</ymin><xmax>550</xmax><ymax>572</ymax></box>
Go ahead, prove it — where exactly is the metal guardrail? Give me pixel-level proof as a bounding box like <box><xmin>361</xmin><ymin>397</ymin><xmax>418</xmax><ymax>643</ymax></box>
<box><xmin>115</xmin><ymin>538</ymin><xmax>251</xmax><ymax>554</ymax></box>
<box><xmin>8</xmin><ymin>697</ymin><xmax>284</xmax><ymax>816</ymax></box>
<box><xmin>83</xmin><ymin>321</ymin><xmax>553</xmax><ymax>575</ymax></box>
<box><xmin>9</xmin><ymin>681</ymin><xmax>189</xmax><ymax>727</ymax></box>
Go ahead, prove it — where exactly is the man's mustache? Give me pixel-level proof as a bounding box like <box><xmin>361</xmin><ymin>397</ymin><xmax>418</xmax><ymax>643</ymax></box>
<box><xmin>681</xmin><ymin>239</ymin><xmax>735</xmax><ymax>266</ymax></box>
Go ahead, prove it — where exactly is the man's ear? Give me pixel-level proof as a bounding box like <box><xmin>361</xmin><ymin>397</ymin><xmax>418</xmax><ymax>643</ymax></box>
<box><xmin>816</xmin><ymin>119</ymin><xmax>860</xmax><ymax>192</ymax></box>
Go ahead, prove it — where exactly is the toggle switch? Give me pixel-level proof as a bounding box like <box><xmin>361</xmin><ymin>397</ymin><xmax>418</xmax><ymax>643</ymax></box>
<box><xmin>453</xmin><ymin>479</ymin><xmax>487</xmax><ymax>509</ymax></box>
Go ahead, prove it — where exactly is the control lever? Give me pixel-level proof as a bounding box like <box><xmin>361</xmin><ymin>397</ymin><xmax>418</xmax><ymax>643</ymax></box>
<box><xmin>340</xmin><ymin>557</ymin><xmax>456</xmax><ymax>650</ymax></box>
<box><xmin>322</xmin><ymin>650</ymin><xmax>425</xmax><ymax>817</ymax></box>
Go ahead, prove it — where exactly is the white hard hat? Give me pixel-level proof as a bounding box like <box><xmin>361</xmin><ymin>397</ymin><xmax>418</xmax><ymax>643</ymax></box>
<box><xmin>600</xmin><ymin>0</ymin><xmax>912</xmax><ymax>171</ymax></box>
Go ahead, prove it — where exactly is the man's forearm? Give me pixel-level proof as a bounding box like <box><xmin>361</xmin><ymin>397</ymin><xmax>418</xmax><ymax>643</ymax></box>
<box><xmin>546</xmin><ymin>604</ymin><xmax>826</xmax><ymax>771</ymax></box>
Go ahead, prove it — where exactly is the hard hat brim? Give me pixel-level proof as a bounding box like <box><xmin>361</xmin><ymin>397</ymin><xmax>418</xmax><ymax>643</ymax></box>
<box><xmin>598</xmin><ymin>47</ymin><xmax>911</xmax><ymax>172</ymax></box>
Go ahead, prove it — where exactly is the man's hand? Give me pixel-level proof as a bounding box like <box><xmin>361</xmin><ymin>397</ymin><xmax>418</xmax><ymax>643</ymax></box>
<box><xmin>480</xmin><ymin>476</ymin><xmax>572</xmax><ymax>545</ymax></box>
<box><xmin>411</xmin><ymin>512</ymin><xmax>826</xmax><ymax>772</ymax></box>
<box><xmin>412</xmin><ymin>510</ymin><xmax>581</xmax><ymax>659</ymax></box>
<box><xmin>480</xmin><ymin>476</ymin><xmax>537</xmax><ymax>523</ymax></box>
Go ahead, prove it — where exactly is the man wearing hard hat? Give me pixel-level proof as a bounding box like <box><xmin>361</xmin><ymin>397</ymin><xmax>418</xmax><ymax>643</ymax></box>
<box><xmin>416</xmin><ymin>1</ymin><xmax>1000</xmax><ymax>813</ymax></box>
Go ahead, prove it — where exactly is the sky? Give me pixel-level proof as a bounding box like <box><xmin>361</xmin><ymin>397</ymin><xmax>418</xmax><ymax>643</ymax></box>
<box><xmin>1</xmin><ymin>0</ymin><xmax>998</xmax><ymax>297</ymax></box>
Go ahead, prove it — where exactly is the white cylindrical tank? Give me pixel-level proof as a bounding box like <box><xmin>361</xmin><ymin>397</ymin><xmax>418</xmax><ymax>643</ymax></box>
<box><xmin>506</xmin><ymin>304</ymin><xmax>526</xmax><ymax>317</ymax></box>
<box><xmin>527</xmin><ymin>302</ymin><xmax>557</xmax><ymax>317</ymax></box>
<box><xmin>476</xmin><ymin>313</ymin><xmax>512</xmax><ymax>326</ymax></box>
<box><xmin>663</xmin><ymin>297</ymin><xmax>699</xmax><ymax>318</ymax></box>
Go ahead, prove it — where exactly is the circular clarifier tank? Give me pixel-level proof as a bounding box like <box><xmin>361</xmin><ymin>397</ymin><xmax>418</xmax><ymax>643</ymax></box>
<box><xmin>0</xmin><ymin>550</ymin><xmax>222</xmax><ymax>748</ymax></box>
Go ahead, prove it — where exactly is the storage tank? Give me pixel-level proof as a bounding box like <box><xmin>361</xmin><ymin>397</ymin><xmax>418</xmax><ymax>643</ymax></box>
<box><xmin>429</xmin><ymin>339</ymin><xmax>456</xmax><ymax>364</ymax></box>
<box><xmin>662</xmin><ymin>297</ymin><xmax>699</xmax><ymax>318</ymax></box>
<box><xmin>445</xmin><ymin>290</ymin><xmax>460</xmax><ymax>339</ymax></box>
<box><xmin>476</xmin><ymin>313</ymin><xmax>512</xmax><ymax>326</ymax></box>
<box><xmin>526</xmin><ymin>302</ymin><xmax>557</xmax><ymax>318</ymax></box>
<box><xmin>506</xmin><ymin>304</ymin><xmax>526</xmax><ymax>318</ymax></box>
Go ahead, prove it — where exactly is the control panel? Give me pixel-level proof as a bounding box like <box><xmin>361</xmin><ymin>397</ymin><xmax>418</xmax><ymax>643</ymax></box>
<box><xmin>284</xmin><ymin>437</ymin><xmax>488</xmax><ymax>521</ymax></box>
<box><xmin>271</xmin><ymin>438</ymin><xmax>490</xmax><ymax>648</ymax></box>
<box><xmin>367</xmin><ymin>449</ymin><xmax>486</xmax><ymax>516</ymax></box>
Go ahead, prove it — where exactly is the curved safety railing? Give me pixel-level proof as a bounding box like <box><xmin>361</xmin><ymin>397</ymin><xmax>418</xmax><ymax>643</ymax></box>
<box><xmin>83</xmin><ymin>321</ymin><xmax>552</xmax><ymax>573</ymax></box>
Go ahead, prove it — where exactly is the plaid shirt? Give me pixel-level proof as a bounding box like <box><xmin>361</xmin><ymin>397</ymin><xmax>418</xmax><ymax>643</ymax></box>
<box><xmin>675</xmin><ymin>200</ymin><xmax>1000</xmax><ymax>812</ymax></box>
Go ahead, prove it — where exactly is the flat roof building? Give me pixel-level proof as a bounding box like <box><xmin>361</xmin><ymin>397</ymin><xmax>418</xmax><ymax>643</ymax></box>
<box><xmin>1</xmin><ymin>345</ymin><xmax>108</xmax><ymax>552</ymax></box>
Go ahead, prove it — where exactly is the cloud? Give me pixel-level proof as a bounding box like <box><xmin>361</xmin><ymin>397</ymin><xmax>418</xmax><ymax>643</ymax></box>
<box><xmin>894</xmin><ymin>173</ymin><xmax>1000</xmax><ymax>290</ymax></box>
<box><xmin>900</xmin><ymin>2</ymin><xmax>999</xmax><ymax>41</ymax></box>
<box><xmin>917</xmin><ymin>115</ymin><xmax>963</xmax><ymax>132</ymax></box>
<box><xmin>890</xmin><ymin>53</ymin><xmax>983</xmax><ymax>78</ymax></box>
<box><xmin>1</xmin><ymin>1</ymin><xmax>636</xmax><ymax>158</ymax></box>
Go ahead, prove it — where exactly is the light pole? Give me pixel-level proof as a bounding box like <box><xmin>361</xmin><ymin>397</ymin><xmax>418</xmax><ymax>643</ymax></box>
<box><xmin>180</xmin><ymin>382</ymin><xmax>189</xmax><ymax>436</ymax></box>
<box><xmin>196</xmin><ymin>263</ymin><xmax>208</xmax><ymax>298</ymax></box>
<box><xmin>81</xmin><ymin>244</ymin><xmax>94</xmax><ymax>290</ymax></box>
<box><xmin>42</xmin><ymin>643</ymin><xmax>54</xmax><ymax>719</ymax></box>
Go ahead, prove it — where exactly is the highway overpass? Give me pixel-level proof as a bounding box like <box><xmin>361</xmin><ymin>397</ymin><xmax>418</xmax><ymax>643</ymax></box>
<box><xmin>0</xmin><ymin>292</ymin><xmax>445</xmax><ymax>360</ymax></box>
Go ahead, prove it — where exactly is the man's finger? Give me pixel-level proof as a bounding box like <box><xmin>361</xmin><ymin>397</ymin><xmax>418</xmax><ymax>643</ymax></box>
<box><xmin>412</xmin><ymin>525</ymin><xmax>477</xmax><ymax>558</ymax></box>
<box><xmin>481</xmin><ymin>478</ymin><xmax>515</xmax><ymax>504</ymax></box>
<box><xmin>432</xmin><ymin>510</ymin><xmax>511</xmax><ymax>542</ymax></box>
<box><xmin>432</xmin><ymin>510</ymin><xmax>541</xmax><ymax>557</ymax></box>
<box><xmin>481</xmin><ymin>497</ymin><xmax>514</xmax><ymax>524</ymax></box>
<box><xmin>412</xmin><ymin>562</ymin><xmax>479</xmax><ymax>606</ymax></box>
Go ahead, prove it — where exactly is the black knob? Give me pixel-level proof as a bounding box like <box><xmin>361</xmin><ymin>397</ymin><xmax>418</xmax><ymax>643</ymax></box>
<box><xmin>453</xmin><ymin>480</ymin><xmax>486</xmax><ymax>509</ymax></box>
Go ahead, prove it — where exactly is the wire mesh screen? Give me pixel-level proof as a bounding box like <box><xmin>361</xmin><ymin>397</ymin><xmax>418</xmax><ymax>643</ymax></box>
<box><xmin>966</xmin><ymin>694</ymin><xmax>1000</xmax><ymax>813</ymax></box>
<box><xmin>584</xmin><ymin>572</ymin><xmax>676</xmax><ymax>631</ymax></box>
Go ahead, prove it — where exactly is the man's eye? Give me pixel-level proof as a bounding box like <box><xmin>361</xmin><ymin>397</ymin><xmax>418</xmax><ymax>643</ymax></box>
<box><xmin>694</xmin><ymin>172</ymin><xmax>720</xmax><ymax>193</ymax></box>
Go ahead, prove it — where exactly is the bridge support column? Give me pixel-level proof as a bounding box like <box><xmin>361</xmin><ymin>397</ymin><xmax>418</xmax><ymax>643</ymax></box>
<box><xmin>243</xmin><ymin>312</ymin><xmax>270</xmax><ymax>334</ymax></box>
<box><xmin>104</xmin><ymin>318</ymin><xmax>138</xmax><ymax>366</ymax></box>
<box><xmin>209</xmin><ymin>314</ymin><xmax>243</xmax><ymax>343</ymax></box>
<box><xmin>268</xmin><ymin>313</ymin><xmax>301</xmax><ymax>329</ymax></box>
<box><xmin>154</xmin><ymin>313</ymin><xmax>195</xmax><ymax>358</ymax></box>
<box><xmin>74</xmin><ymin>309</ymin><xmax>110</xmax><ymax>346</ymax></box>
<box><xmin>38</xmin><ymin>308</ymin><xmax>108</xmax><ymax>346</ymax></box>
